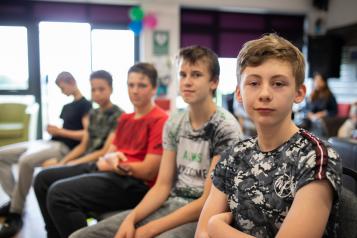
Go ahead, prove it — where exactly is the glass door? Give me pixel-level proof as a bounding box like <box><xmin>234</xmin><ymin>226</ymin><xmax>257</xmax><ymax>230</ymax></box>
<box><xmin>91</xmin><ymin>29</ymin><xmax>135</xmax><ymax>112</ymax></box>
<box><xmin>39</xmin><ymin>21</ymin><xmax>91</xmax><ymax>138</ymax></box>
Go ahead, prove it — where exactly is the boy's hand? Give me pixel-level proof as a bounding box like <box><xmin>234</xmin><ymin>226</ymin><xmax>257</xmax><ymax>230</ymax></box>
<box><xmin>47</xmin><ymin>125</ymin><xmax>61</xmax><ymax>136</ymax></box>
<box><xmin>117</xmin><ymin>163</ymin><xmax>132</xmax><ymax>176</ymax></box>
<box><xmin>134</xmin><ymin>221</ymin><xmax>159</xmax><ymax>238</ymax></box>
<box><xmin>115</xmin><ymin>216</ymin><xmax>136</xmax><ymax>238</ymax></box>
<box><xmin>207</xmin><ymin>211</ymin><xmax>233</xmax><ymax>236</ymax></box>
<box><xmin>41</xmin><ymin>158</ymin><xmax>59</xmax><ymax>168</ymax></box>
<box><xmin>67</xmin><ymin>160</ymin><xmax>80</xmax><ymax>166</ymax></box>
<box><xmin>96</xmin><ymin>151</ymin><xmax>128</xmax><ymax>172</ymax></box>
<box><xmin>96</xmin><ymin>155</ymin><xmax>115</xmax><ymax>171</ymax></box>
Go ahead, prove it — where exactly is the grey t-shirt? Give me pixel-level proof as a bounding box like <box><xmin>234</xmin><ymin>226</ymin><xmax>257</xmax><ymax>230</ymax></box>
<box><xmin>213</xmin><ymin>129</ymin><xmax>342</xmax><ymax>238</ymax></box>
<box><xmin>163</xmin><ymin>107</ymin><xmax>243</xmax><ymax>199</ymax></box>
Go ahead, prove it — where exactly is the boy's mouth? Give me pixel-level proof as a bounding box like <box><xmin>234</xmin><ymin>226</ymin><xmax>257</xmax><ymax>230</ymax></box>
<box><xmin>255</xmin><ymin>108</ymin><xmax>275</xmax><ymax>113</ymax></box>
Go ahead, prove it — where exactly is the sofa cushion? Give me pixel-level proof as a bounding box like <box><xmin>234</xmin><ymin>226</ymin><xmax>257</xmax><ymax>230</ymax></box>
<box><xmin>0</xmin><ymin>123</ymin><xmax>24</xmax><ymax>138</ymax></box>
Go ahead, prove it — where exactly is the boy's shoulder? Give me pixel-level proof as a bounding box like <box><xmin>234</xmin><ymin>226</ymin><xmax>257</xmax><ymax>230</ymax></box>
<box><xmin>150</xmin><ymin>105</ymin><xmax>169</xmax><ymax>119</ymax></box>
<box><xmin>297</xmin><ymin>129</ymin><xmax>340</xmax><ymax>162</ymax></box>
<box><xmin>213</xmin><ymin>107</ymin><xmax>238</xmax><ymax>123</ymax></box>
<box><xmin>230</xmin><ymin>136</ymin><xmax>257</xmax><ymax>152</ymax></box>
<box><xmin>166</xmin><ymin>109</ymin><xmax>188</xmax><ymax>125</ymax></box>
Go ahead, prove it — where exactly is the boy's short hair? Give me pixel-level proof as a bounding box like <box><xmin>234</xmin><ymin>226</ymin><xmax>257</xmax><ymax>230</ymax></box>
<box><xmin>237</xmin><ymin>33</ymin><xmax>305</xmax><ymax>88</ymax></box>
<box><xmin>90</xmin><ymin>70</ymin><xmax>113</xmax><ymax>89</ymax></box>
<box><xmin>55</xmin><ymin>71</ymin><xmax>75</xmax><ymax>85</ymax></box>
<box><xmin>177</xmin><ymin>45</ymin><xmax>220</xmax><ymax>96</ymax></box>
<box><xmin>128</xmin><ymin>63</ymin><xmax>158</xmax><ymax>88</ymax></box>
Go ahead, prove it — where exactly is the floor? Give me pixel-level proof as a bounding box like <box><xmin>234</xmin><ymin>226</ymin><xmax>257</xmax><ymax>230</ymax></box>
<box><xmin>0</xmin><ymin>170</ymin><xmax>46</xmax><ymax>238</ymax></box>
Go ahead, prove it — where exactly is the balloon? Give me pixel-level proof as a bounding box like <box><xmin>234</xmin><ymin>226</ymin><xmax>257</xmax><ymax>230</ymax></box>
<box><xmin>129</xmin><ymin>6</ymin><xmax>144</xmax><ymax>21</ymax></box>
<box><xmin>143</xmin><ymin>13</ymin><xmax>158</xmax><ymax>29</ymax></box>
<box><xmin>128</xmin><ymin>20</ymin><xmax>143</xmax><ymax>36</ymax></box>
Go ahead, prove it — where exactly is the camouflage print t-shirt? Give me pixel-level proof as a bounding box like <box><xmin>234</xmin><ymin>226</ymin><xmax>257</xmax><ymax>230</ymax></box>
<box><xmin>163</xmin><ymin>107</ymin><xmax>243</xmax><ymax>200</ymax></box>
<box><xmin>86</xmin><ymin>105</ymin><xmax>124</xmax><ymax>154</ymax></box>
<box><xmin>213</xmin><ymin>129</ymin><xmax>341</xmax><ymax>238</ymax></box>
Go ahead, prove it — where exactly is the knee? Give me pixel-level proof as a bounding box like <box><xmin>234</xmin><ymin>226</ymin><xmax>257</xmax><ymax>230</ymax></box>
<box><xmin>69</xmin><ymin>228</ymin><xmax>83</xmax><ymax>238</ymax></box>
<box><xmin>47</xmin><ymin>181</ymin><xmax>71</xmax><ymax>211</ymax></box>
<box><xmin>18</xmin><ymin>156</ymin><xmax>35</xmax><ymax>170</ymax></box>
<box><xmin>47</xmin><ymin>182</ymin><xmax>66</xmax><ymax>204</ymax></box>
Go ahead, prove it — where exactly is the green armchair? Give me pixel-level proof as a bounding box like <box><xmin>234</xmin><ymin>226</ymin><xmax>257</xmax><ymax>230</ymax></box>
<box><xmin>0</xmin><ymin>102</ymin><xmax>39</xmax><ymax>146</ymax></box>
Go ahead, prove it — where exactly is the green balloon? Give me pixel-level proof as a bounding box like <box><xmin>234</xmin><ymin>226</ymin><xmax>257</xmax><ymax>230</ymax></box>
<box><xmin>129</xmin><ymin>6</ymin><xmax>144</xmax><ymax>21</ymax></box>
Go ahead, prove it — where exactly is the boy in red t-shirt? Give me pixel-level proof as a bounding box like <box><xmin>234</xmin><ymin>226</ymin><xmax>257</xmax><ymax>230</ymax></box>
<box><xmin>33</xmin><ymin>63</ymin><xmax>168</xmax><ymax>238</ymax></box>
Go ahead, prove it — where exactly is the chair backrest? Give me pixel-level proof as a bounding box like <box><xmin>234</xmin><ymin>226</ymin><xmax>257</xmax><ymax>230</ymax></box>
<box><xmin>339</xmin><ymin>167</ymin><xmax>357</xmax><ymax>238</ymax></box>
<box><xmin>338</xmin><ymin>103</ymin><xmax>351</xmax><ymax>117</ymax></box>
<box><xmin>0</xmin><ymin>103</ymin><xmax>27</xmax><ymax>122</ymax></box>
<box><xmin>328</xmin><ymin>137</ymin><xmax>357</xmax><ymax>194</ymax></box>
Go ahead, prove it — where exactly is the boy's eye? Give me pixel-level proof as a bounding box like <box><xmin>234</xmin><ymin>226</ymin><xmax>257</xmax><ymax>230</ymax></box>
<box><xmin>179</xmin><ymin>72</ymin><xmax>186</xmax><ymax>78</ymax></box>
<box><xmin>138</xmin><ymin>83</ymin><xmax>147</xmax><ymax>88</ymax></box>
<box><xmin>249</xmin><ymin>81</ymin><xmax>258</xmax><ymax>86</ymax></box>
<box><xmin>273</xmin><ymin>81</ymin><xmax>285</xmax><ymax>87</ymax></box>
<box><xmin>191</xmin><ymin>72</ymin><xmax>202</xmax><ymax>78</ymax></box>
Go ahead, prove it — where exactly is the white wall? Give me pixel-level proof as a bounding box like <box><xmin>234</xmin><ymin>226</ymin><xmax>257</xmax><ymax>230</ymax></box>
<box><xmin>327</xmin><ymin>0</ymin><xmax>357</xmax><ymax>29</ymax></box>
<box><xmin>137</xmin><ymin>0</ymin><xmax>311</xmax><ymax>111</ymax></box>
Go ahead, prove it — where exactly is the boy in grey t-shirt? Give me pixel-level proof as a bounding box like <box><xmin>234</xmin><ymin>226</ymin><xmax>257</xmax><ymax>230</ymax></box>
<box><xmin>70</xmin><ymin>46</ymin><xmax>243</xmax><ymax>238</ymax></box>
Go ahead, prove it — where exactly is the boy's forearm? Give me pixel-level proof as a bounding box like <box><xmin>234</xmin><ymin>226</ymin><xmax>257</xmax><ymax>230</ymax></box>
<box><xmin>71</xmin><ymin>149</ymin><xmax>107</xmax><ymax>164</ymax></box>
<box><xmin>130</xmin><ymin>184</ymin><xmax>171</xmax><ymax>224</ymax></box>
<box><xmin>148</xmin><ymin>196</ymin><xmax>207</xmax><ymax>236</ymax></box>
<box><xmin>57</xmin><ymin>128</ymin><xmax>85</xmax><ymax>141</ymax></box>
<box><xmin>62</xmin><ymin>144</ymin><xmax>85</xmax><ymax>163</ymax></box>
<box><xmin>125</xmin><ymin>161</ymin><xmax>158</xmax><ymax>181</ymax></box>
<box><xmin>208</xmin><ymin>221</ymin><xmax>253</xmax><ymax>238</ymax></box>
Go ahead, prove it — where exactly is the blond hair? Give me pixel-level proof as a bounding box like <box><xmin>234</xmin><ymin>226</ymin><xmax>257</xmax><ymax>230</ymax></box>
<box><xmin>237</xmin><ymin>33</ymin><xmax>305</xmax><ymax>88</ymax></box>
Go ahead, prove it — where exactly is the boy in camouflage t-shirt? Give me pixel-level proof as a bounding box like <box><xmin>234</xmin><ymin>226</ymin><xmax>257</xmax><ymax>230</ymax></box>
<box><xmin>196</xmin><ymin>34</ymin><xmax>341</xmax><ymax>238</ymax></box>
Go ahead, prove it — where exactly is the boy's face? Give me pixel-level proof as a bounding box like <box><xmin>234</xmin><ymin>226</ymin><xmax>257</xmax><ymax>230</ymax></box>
<box><xmin>57</xmin><ymin>81</ymin><xmax>74</xmax><ymax>96</ymax></box>
<box><xmin>127</xmin><ymin>72</ymin><xmax>156</xmax><ymax>109</ymax></box>
<box><xmin>90</xmin><ymin>78</ymin><xmax>112</xmax><ymax>107</ymax></box>
<box><xmin>236</xmin><ymin>59</ymin><xmax>305</xmax><ymax>128</ymax></box>
<box><xmin>178</xmin><ymin>59</ymin><xmax>218</xmax><ymax>105</ymax></box>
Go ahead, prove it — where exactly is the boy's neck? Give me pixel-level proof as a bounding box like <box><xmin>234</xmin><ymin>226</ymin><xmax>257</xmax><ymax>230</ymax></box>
<box><xmin>256</xmin><ymin>119</ymin><xmax>299</xmax><ymax>152</ymax></box>
<box><xmin>134</xmin><ymin>102</ymin><xmax>154</xmax><ymax>119</ymax></box>
<box><xmin>99</xmin><ymin>101</ymin><xmax>113</xmax><ymax>111</ymax></box>
<box><xmin>72</xmin><ymin>88</ymin><xmax>82</xmax><ymax>101</ymax></box>
<box><xmin>189</xmin><ymin>99</ymin><xmax>216</xmax><ymax>130</ymax></box>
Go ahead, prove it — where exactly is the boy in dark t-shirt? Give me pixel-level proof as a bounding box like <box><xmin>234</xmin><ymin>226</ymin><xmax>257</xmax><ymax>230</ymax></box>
<box><xmin>0</xmin><ymin>71</ymin><xmax>91</xmax><ymax>237</ymax></box>
<box><xmin>196</xmin><ymin>34</ymin><xmax>341</xmax><ymax>238</ymax></box>
<box><xmin>51</xmin><ymin>96</ymin><xmax>91</xmax><ymax>150</ymax></box>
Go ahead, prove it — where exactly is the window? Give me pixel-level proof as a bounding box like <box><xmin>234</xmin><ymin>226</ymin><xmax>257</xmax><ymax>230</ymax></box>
<box><xmin>39</xmin><ymin>22</ymin><xmax>91</xmax><ymax>134</ymax></box>
<box><xmin>91</xmin><ymin>29</ymin><xmax>135</xmax><ymax>112</ymax></box>
<box><xmin>0</xmin><ymin>26</ymin><xmax>29</xmax><ymax>90</ymax></box>
<box><xmin>39</xmin><ymin>22</ymin><xmax>135</xmax><ymax>137</ymax></box>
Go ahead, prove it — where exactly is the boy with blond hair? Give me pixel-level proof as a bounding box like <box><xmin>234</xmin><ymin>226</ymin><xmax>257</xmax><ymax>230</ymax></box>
<box><xmin>196</xmin><ymin>34</ymin><xmax>341</xmax><ymax>238</ymax></box>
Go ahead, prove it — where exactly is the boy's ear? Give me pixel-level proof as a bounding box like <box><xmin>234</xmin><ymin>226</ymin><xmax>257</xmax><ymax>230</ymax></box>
<box><xmin>235</xmin><ymin>85</ymin><xmax>243</xmax><ymax>103</ymax></box>
<box><xmin>294</xmin><ymin>84</ymin><xmax>306</xmax><ymax>103</ymax></box>
<box><xmin>210</xmin><ymin>77</ymin><xmax>219</xmax><ymax>91</ymax></box>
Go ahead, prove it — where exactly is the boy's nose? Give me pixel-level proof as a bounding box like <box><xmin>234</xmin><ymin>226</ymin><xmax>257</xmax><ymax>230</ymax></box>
<box><xmin>182</xmin><ymin>76</ymin><xmax>193</xmax><ymax>86</ymax></box>
<box><xmin>259</xmin><ymin>85</ymin><xmax>272</xmax><ymax>101</ymax></box>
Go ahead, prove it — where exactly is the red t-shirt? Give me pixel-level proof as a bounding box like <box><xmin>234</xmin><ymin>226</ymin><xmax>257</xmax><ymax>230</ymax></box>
<box><xmin>112</xmin><ymin>106</ymin><xmax>168</xmax><ymax>187</ymax></box>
